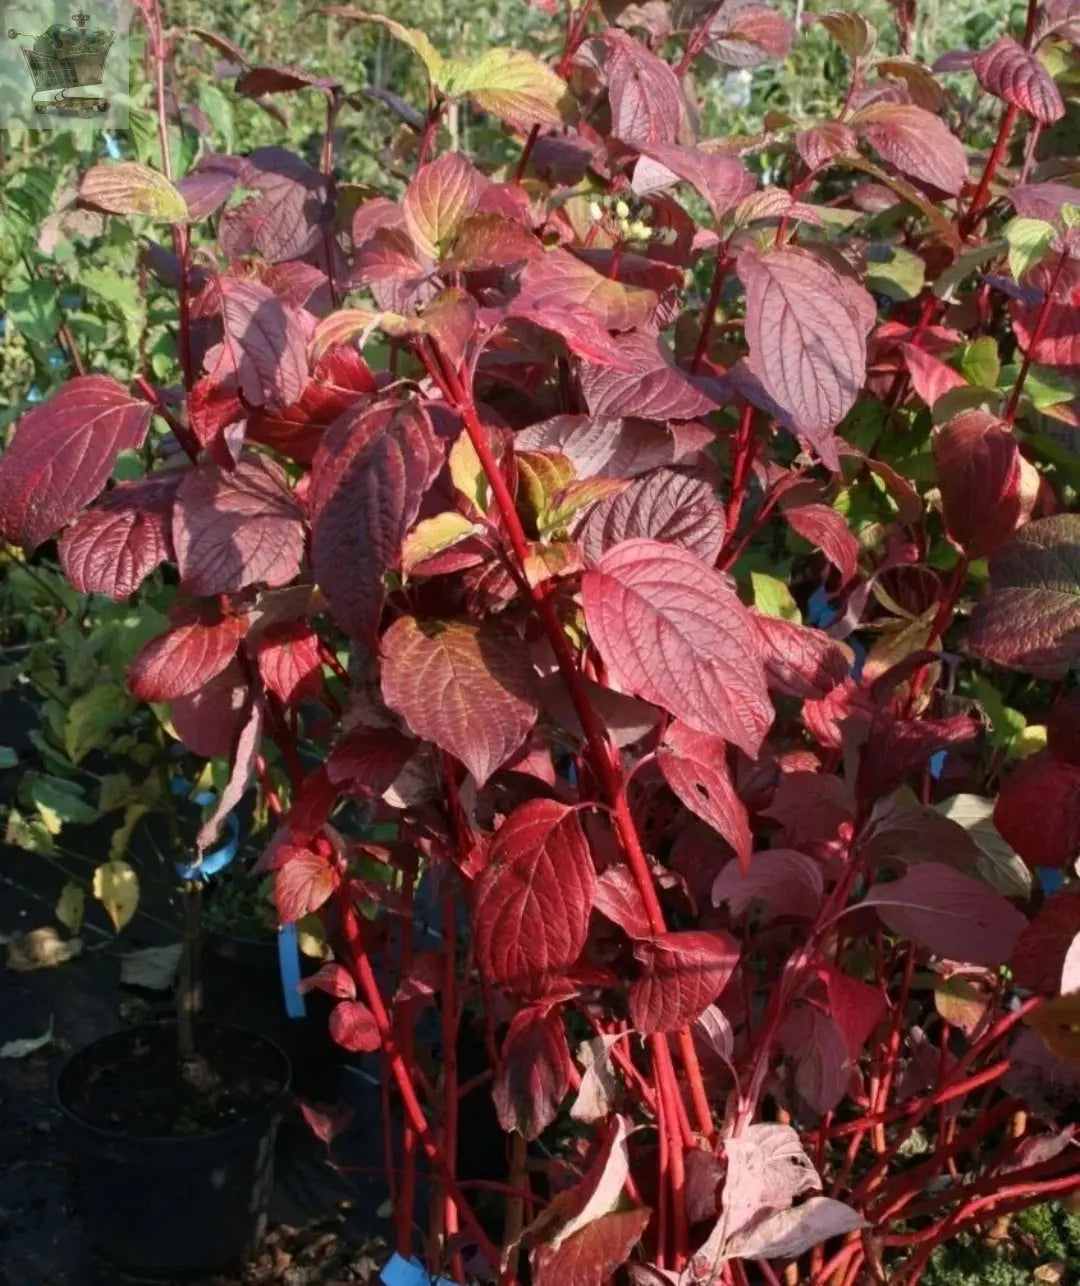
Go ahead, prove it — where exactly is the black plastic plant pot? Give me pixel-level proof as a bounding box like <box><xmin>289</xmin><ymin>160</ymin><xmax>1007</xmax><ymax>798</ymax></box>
<box><xmin>56</xmin><ymin>1021</ymin><xmax>291</xmax><ymax>1278</ymax></box>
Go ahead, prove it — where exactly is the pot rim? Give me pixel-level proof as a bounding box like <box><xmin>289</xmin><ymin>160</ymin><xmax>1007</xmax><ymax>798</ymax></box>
<box><xmin>55</xmin><ymin>1019</ymin><xmax>292</xmax><ymax>1147</ymax></box>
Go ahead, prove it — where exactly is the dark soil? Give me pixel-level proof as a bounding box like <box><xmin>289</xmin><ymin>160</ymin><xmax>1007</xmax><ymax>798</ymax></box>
<box><xmin>61</xmin><ymin>1022</ymin><xmax>287</xmax><ymax>1138</ymax></box>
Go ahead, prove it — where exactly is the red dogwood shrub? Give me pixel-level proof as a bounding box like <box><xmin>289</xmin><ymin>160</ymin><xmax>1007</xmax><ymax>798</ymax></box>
<box><xmin>3</xmin><ymin>0</ymin><xmax>1080</xmax><ymax>1281</ymax></box>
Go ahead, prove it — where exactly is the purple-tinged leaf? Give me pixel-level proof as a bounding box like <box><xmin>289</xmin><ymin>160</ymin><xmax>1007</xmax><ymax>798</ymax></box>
<box><xmin>712</xmin><ymin>849</ymin><xmax>824</xmax><ymax>920</ymax></box>
<box><xmin>219</xmin><ymin>278</ymin><xmax>308</xmax><ymax>411</ymax></box>
<box><xmin>994</xmin><ymin>752</ymin><xmax>1080</xmax><ymax>870</ymax></box>
<box><xmin>472</xmin><ymin>799</ymin><xmax>596</xmax><ymax>994</ymax></box>
<box><xmin>128</xmin><ymin>607</ymin><xmax>246</xmax><ymax>701</ymax></box>
<box><xmin>173</xmin><ymin>456</ymin><xmax>305</xmax><ymax>596</ymax></box>
<box><xmin>329</xmin><ymin>1000</ymin><xmax>381</xmax><ymax>1052</ymax></box>
<box><xmin>515</xmin><ymin>415</ymin><xmax>712</xmax><ymax>479</ymax></box>
<box><xmin>582</xmin><ymin>540</ymin><xmax>772</xmax><ymax>755</ymax></box>
<box><xmin>857</xmin><ymin>715</ymin><xmax>978</xmax><ymax>803</ymax></box>
<box><xmin>860</xmin><ymin>863</ymin><xmax>1028</xmax><ymax>965</ymax></box>
<box><xmin>255</xmin><ymin>622</ymin><xmax>324</xmax><ymax>707</ymax></box>
<box><xmin>444</xmin><ymin>212</ymin><xmax>544</xmax><ymax>270</ymax></box>
<box><xmin>934</xmin><ymin>410</ymin><xmax>1025</xmax><ymax>559</ymax></box>
<box><xmin>902</xmin><ymin>342</ymin><xmax>967</xmax><ymax>407</ymax></box>
<box><xmin>629</xmin><ymin>929</ymin><xmax>740</xmax><ymax>1033</ymax></box>
<box><xmin>579</xmin><ymin>332</ymin><xmax>729</xmax><ymax>420</ymax></box>
<box><xmin>176</xmin><ymin>154</ymin><xmax>242</xmax><ymax>221</ymax></box>
<box><xmin>58</xmin><ymin>475</ymin><xmax>179</xmax><ymax>599</ymax></box>
<box><xmin>275</xmin><ymin>846</ymin><xmax>337</xmax><ymax>923</ymax></box>
<box><xmin>750</xmin><ymin>613</ymin><xmax>851</xmax><ymax>700</ymax></box>
<box><xmin>737</xmin><ymin>247</ymin><xmax>875</xmax><ymax>466</ymax></box>
<box><xmin>381</xmin><ymin>617</ymin><xmax>539</xmax><ymax>786</ymax></box>
<box><xmin>627</xmin><ymin>141</ymin><xmax>756</xmax><ymax>221</ymax></box>
<box><xmin>236</xmin><ymin>63</ymin><xmax>341</xmax><ymax>96</ymax></box>
<box><xmin>326</xmin><ymin>726</ymin><xmax>417</xmax><ymax>797</ymax></box>
<box><xmin>171</xmin><ymin>661</ymin><xmax>247</xmax><ymax>758</ymax></box>
<box><xmin>312</xmin><ymin>404</ymin><xmax>443</xmax><ymax>646</ymax></box>
<box><xmin>973</xmin><ymin>36</ymin><xmax>1065</xmax><ymax>125</ymax></box>
<box><xmin>778</xmin><ymin>1006</ymin><xmax>851</xmax><ymax>1113</ymax></box>
<box><xmin>658</xmin><ymin>722</ymin><xmax>752</xmax><ymax>871</ymax></box>
<box><xmin>197</xmin><ymin>696</ymin><xmax>263</xmax><ymax>852</ymax></box>
<box><xmin>493</xmin><ymin>1005</ymin><xmax>572</xmax><ymax>1140</ymax></box>
<box><xmin>0</xmin><ymin>377</ymin><xmax>153</xmax><ymax>550</ymax></box>
<box><xmin>221</xmin><ymin>147</ymin><xmax>329</xmax><ymax>263</ymax></box>
<box><xmin>966</xmin><ymin>516</ymin><xmax>1080</xmax><ymax>678</ymax></box>
<box><xmin>517</xmin><ymin>248</ymin><xmax>656</xmax><ymax>330</ymax></box>
<box><xmin>575</xmin><ymin>468</ymin><xmax>726</xmax><ymax>565</ymax></box>
<box><xmin>705</xmin><ymin>0</ymin><xmax>795</xmax><ymax>68</ymax></box>
<box><xmin>1010</xmin><ymin>181</ymin><xmax>1080</xmax><ymax>222</ymax></box>
<box><xmin>1012</xmin><ymin>892</ymin><xmax>1080</xmax><ymax>993</ymax></box>
<box><xmin>533</xmin><ymin>1210</ymin><xmax>651</xmax><ymax>1286</ymax></box>
<box><xmin>853</xmin><ymin>103</ymin><xmax>968</xmax><ymax>195</ymax></box>
<box><xmin>79</xmin><ymin>161</ymin><xmax>188</xmax><ymax>222</ymax></box>
<box><xmin>796</xmin><ymin>121</ymin><xmax>858</xmax><ymax>172</ymax></box>
<box><xmin>604</xmin><ymin>29</ymin><xmax>686</xmax><ymax>145</ymax></box>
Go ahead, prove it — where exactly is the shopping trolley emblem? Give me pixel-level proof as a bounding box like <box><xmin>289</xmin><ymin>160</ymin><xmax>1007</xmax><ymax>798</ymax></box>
<box><xmin>7</xmin><ymin>9</ymin><xmax>115</xmax><ymax>116</ymax></box>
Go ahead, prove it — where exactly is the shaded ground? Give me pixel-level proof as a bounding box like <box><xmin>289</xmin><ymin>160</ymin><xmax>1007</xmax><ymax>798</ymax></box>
<box><xmin>0</xmin><ymin>842</ymin><xmax>395</xmax><ymax>1285</ymax></box>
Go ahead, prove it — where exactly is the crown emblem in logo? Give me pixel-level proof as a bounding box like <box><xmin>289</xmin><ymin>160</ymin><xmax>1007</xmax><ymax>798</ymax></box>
<box><xmin>7</xmin><ymin>9</ymin><xmax>116</xmax><ymax>116</ymax></box>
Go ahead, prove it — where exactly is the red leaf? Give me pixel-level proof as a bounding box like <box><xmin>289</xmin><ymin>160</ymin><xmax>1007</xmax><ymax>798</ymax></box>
<box><xmin>1011</xmin><ymin>892</ymin><xmax>1080</xmax><ymax>992</ymax></box>
<box><xmin>380</xmin><ymin>617</ymin><xmax>538</xmax><ymax>787</ymax></box>
<box><xmin>629</xmin><ymin>929</ymin><xmax>739</xmax><ymax>1033</ymax></box>
<box><xmin>492</xmin><ymin>1005</ymin><xmax>573</xmax><ymax>1140</ymax></box>
<box><xmin>966</xmin><ymin>516</ymin><xmax>1080</xmax><ymax>679</ymax></box>
<box><xmin>173</xmin><ymin>456</ymin><xmax>306</xmax><ymax>596</ymax></box>
<box><xmin>860</xmin><ymin>863</ymin><xmax>1028</xmax><ymax>966</ymax></box>
<box><xmin>128</xmin><ymin>607</ymin><xmax>246</xmax><ymax>701</ymax></box>
<box><xmin>329</xmin><ymin>1000</ymin><xmax>382</xmax><ymax>1052</ymax></box>
<box><xmin>403</xmin><ymin>153</ymin><xmax>486</xmax><ymax>260</ymax></box>
<box><xmin>627</xmin><ymin>141</ymin><xmax>756</xmax><ymax>221</ymax></box>
<box><xmin>176</xmin><ymin>154</ymin><xmax>242</xmax><ymax>221</ymax></box>
<box><xmin>517</xmin><ymin>248</ymin><xmax>656</xmax><ymax>330</ymax></box>
<box><xmin>579</xmin><ymin>332</ymin><xmax>728</xmax><ymax>420</ymax></box>
<box><xmin>750</xmin><ymin>614</ymin><xmax>851</xmax><ymax>700</ymax></box>
<box><xmin>58</xmin><ymin>475</ymin><xmax>178</xmax><ymax>599</ymax></box>
<box><xmin>326</xmin><ymin>726</ymin><xmax>417</xmax><ymax>797</ymax></box>
<box><xmin>221</xmin><ymin>147</ymin><xmax>329</xmax><ymax>264</ymax></box>
<box><xmin>575</xmin><ymin>468</ymin><xmax>726</xmax><ymax>566</ymax></box>
<box><xmin>856</xmin><ymin>715</ymin><xmax>978</xmax><ymax>803</ymax></box>
<box><xmin>781</xmin><ymin>493</ymin><xmax>861</xmax><ymax>584</ymax></box>
<box><xmin>219</xmin><ymin>278</ymin><xmax>308</xmax><ymax>411</ymax></box>
<box><xmin>706</xmin><ymin>0</ymin><xmax>795</xmax><ymax>68</ymax></box>
<box><xmin>712</xmin><ymin>849</ymin><xmax>824</xmax><ymax>920</ymax></box>
<box><xmin>853</xmin><ymin>103</ymin><xmax>968</xmax><ymax>195</ymax></box>
<box><xmin>593</xmin><ymin>866</ymin><xmax>653</xmax><ymax>938</ymax></box>
<box><xmin>582</xmin><ymin>540</ymin><xmax>772</xmax><ymax>756</ymax></box>
<box><xmin>994</xmin><ymin>752</ymin><xmax>1080</xmax><ymax>869</ymax></box>
<box><xmin>604</xmin><ymin>30</ymin><xmax>686</xmax><ymax>145</ymax></box>
<box><xmin>816</xmin><ymin>963</ymin><xmax>887</xmax><ymax>1060</ymax></box>
<box><xmin>1048</xmin><ymin>692</ymin><xmax>1080</xmax><ymax>765</ymax></box>
<box><xmin>236</xmin><ymin>63</ymin><xmax>341</xmax><ymax>96</ymax></box>
<box><xmin>255</xmin><ymin>622</ymin><xmax>324</xmax><ymax>706</ymax></box>
<box><xmin>796</xmin><ymin>122</ymin><xmax>858</xmax><ymax>172</ymax></box>
<box><xmin>0</xmin><ymin>377</ymin><xmax>153</xmax><ymax>550</ymax></box>
<box><xmin>779</xmin><ymin>1005</ymin><xmax>851</xmax><ymax>1113</ymax></box>
<box><xmin>902</xmin><ymin>343</ymin><xmax>967</xmax><ymax>408</ymax></box>
<box><xmin>934</xmin><ymin>410</ymin><xmax>1024</xmax><ymax>559</ymax></box>
<box><xmin>505</xmin><ymin>296</ymin><xmax>639</xmax><ymax>369</ymax></box>
<box><xmin>312</xmin><ymin>404</ymin><xmax>443</xmax><ymax>647</ymax></box>
<box><xmin>515</xmin><ymin>415</ymin><xmax>711</xmax><ymax>479</ymax></box>
<box><xmin>658</xmin><ymin>723</ymin><xmax>752</xmax><ymax>872</ymax></box>
<box><xmin>736</xmin><ymin>248</ymin><xmax>875</xmax><ymax>465</ymax></box>
<box><xmin>533</xmin><ymin>1209</ymin><xmax>651</xmax><ymax>1286</ymax></box>
<box><xmin>472</xmin><ymin>799</ymin><xmax>597</xmax><ymax>993</ymax></box>
<box><xmin>299</xmin><ymin>1099</ymin><xmax>355</xmax><ymax>1145</ymax></box>
<box><xmin>973</xmin><ymin>36</ymin><xmax>1065</xmax><ymax>125</ymax></box>
<box><xmin>197</xmin><ymin>696</ymin><xmax>264</xmax><ymax>853</ymax></box>
<box><xmin>275</xmin><ymin>847</ymin><xmax>337</xmax><ymax>923</ymax></box>
<box><xmin>170</xmin><ymin>661</ymin><xmax>247</xmax><ymax>758</ymax></box>
<box><xmin>444</xmin><ymin>212</ymin><xmax>544</xmax><ymax>270</ymax></box>
<box><xmin>297</xmin><ymin>962</ymin><xmax>356</xmax><ymax>999</ymax></box>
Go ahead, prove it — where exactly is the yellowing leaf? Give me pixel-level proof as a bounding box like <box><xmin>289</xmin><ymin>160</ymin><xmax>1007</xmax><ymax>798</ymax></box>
<box><xmin>1026</xmin><ymin>992</ymin><xmax>1080</xmax><ymax>1061</ymax></box>
<box><xmin>751</xmin><ymin>572</ymin><xmax>801</xmax><ymax>622</ymax></box>
<box><xmin>79</xmin><ymin>162</ymin><xmax>189</xmax><ymax>222</ymax></box>
<box><xmin>93</xmin><ymin>859</ymin><xmax>140</xmax><ymax>932</ymax></box>
<box><xmin>109</xmin><ymin>803</ymin><xmax>150</xmax><ymax>861</ymax></box>
<box><xmin>449</xmin><ymin>429</ymin><xmax>489</xmax><ymax>513</ymax></box>
<box><xmin>326</xmin><ymin>8</ymin><xmax>443</xmax><ymax>85</ymax></box>
<box><xmin>402</xmin><ymin>512</ymin><xmax>480</xmax><ymax>573</ymax></box>
<box><xmin>1004</xmin><ymin>216</ymin><xmax>1056</xmax><ymax>283</ymax></box>
<box><xmin>442</xmin><ymin>48</ymin><xmax>571</xmax><ymax>127</ymax></box>
<box><xmin>56</xmin><ymin>882</ymin><xmax>85</xmax><ymax>935</ymax></box>
<box><xmin>517</xmin><ymin>452</ymin><xmax>577</xmax><ymax>524</ymax></box>
<box><xmin>64</xmin><ymin>684</ymin><xmax>133</xmax><ymax>765</ymax></box>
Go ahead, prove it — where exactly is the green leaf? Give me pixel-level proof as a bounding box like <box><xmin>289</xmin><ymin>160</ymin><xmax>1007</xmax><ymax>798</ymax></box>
<box><xmin>1062</xmin><ymin>202</ymin><xmax>1080</xmax><ymax>230</ymax></box>
<box><xmin>751</xmin><ymin>571</ymin><xmax>802</xmax><ymax>622</ymax></box>
<box><xmin>866</xmin><ymin>243</ymin><xmax>925</xmax><ymax>302</ymax></box>
<box><xmin>29</xmin><ymin>775</ymin><xmax>100</xmax><ymax>833</ymax></box>
<box><xmin>64</xmin><ymin>684</ymin><xmax>134</xmax><ymax>765</ymax></box>
<box><xmin>1004</xmin><ymin>362</ymin><xmax>1077</xmax><ymax>410</ymax></box>
<box><xmin>93</xmin><ymin>859</ymin><xmax>140</xmax><ymax>932</ymax></box>
<box><xmin>960</xmin><ymin>336</ymin><xmax>1000</xmax><ymax>389</ymax></box>
<box><xmin>99</xmin><ymin>772</ymin><xmax>138</xmax><ymax>812</ymax></box>
<box><xmin>5</xmin><ymin>808</ymin><xmax>54</xmax><ymax>854</ymax></box>
<box><xmin>1004</xmin><ymin>216</ymin><xmax>1055</xmax><ymax>283</ymax></box>
<box><xmin>56</xmin><ymin>882</ymin><xmax>85</xmax><ymax>935</ymax></box>
<box><xmin>402</xmin><ymin>512</ymin><xmax>479</xmax><ymax>574</ymax></box>
<box><xmin>198</xmin><ymin>82</ymin><xmax>235</xmax><ymax>152</ymax></box>
<box><xmin>79</xmin><ymin>162</ymin><xmax>189</xmax><ymax>223</ymax></box>
<box><xmin>330</xmin><ymin>9</ymin><xmax>444</xmax><ymax>85</ymax></box>
<box><xmin>442</xmin><ymin>48</ymin><xmax>571</xmax><ymax>127</ymax></box>
<box><xmin>972</xmin><ymin>673</ymin><xmax>1026</xmax><ymax>751</ymax></box>
<box><xmin>4</xmin><ymin>275</ymin><xmax>61</xmax><ymax>346</ymax></box>
<box><xmin>0</xmin><ymin>747</ymin><xmax>18</xmax><ymax>769</ymax></box>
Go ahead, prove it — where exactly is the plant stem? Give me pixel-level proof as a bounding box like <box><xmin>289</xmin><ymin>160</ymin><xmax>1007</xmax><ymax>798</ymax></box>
<box><xmin>1005</xmin><ymin>250</ymin><xmax>1067</xmax><ymax>424</ymax></box>
<box><xmin>691</xmin><ymin>252</ymin><xmax>730</xmax><ymax>374</ymax></box>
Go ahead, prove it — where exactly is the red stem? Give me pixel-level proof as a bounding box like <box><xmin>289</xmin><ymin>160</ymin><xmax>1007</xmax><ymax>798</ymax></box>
<box><xmin>334</xmin><ymin>882</ymin><xmax>511</xmax><ymax>1279</ymax></box>
<box><xmin>959</xmin><ymin>104</ymin><xmax>1019</xmax><ymax>240</ymax></box>
<box><xmin>441</xmin><ymin>889</ymin><xmax>465</xmax><ymax>1285</ymax></box>
<box><xmin>691</xmin><ymin>252</ymin><xmax>731</xmax><ymax>374</ymax></box>
<box><xmin>1005</xmin><ymin>251</ymin><xmax>1067</xmax><ymax>424</ymax></box>
<box><xmin>719</xmin><ymin>404</ymin><xmax>758</xmax><ymax>559</ymax></box>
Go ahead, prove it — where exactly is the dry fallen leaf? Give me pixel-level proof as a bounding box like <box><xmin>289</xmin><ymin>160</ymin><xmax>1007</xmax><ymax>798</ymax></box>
<box><xmin>0</xmin><ymin>1016</ymin><xmax>55</xmax><ymax>1059</ymax></box>
<box><xmin>120</xmin><ymin>943</ymin><xmax>183</xmax><ymax>990</ymax></box>
<box><xmin>6</xmin><ymin>927</ymin><xmax>84</xmax><ymax>972</ymax></box>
